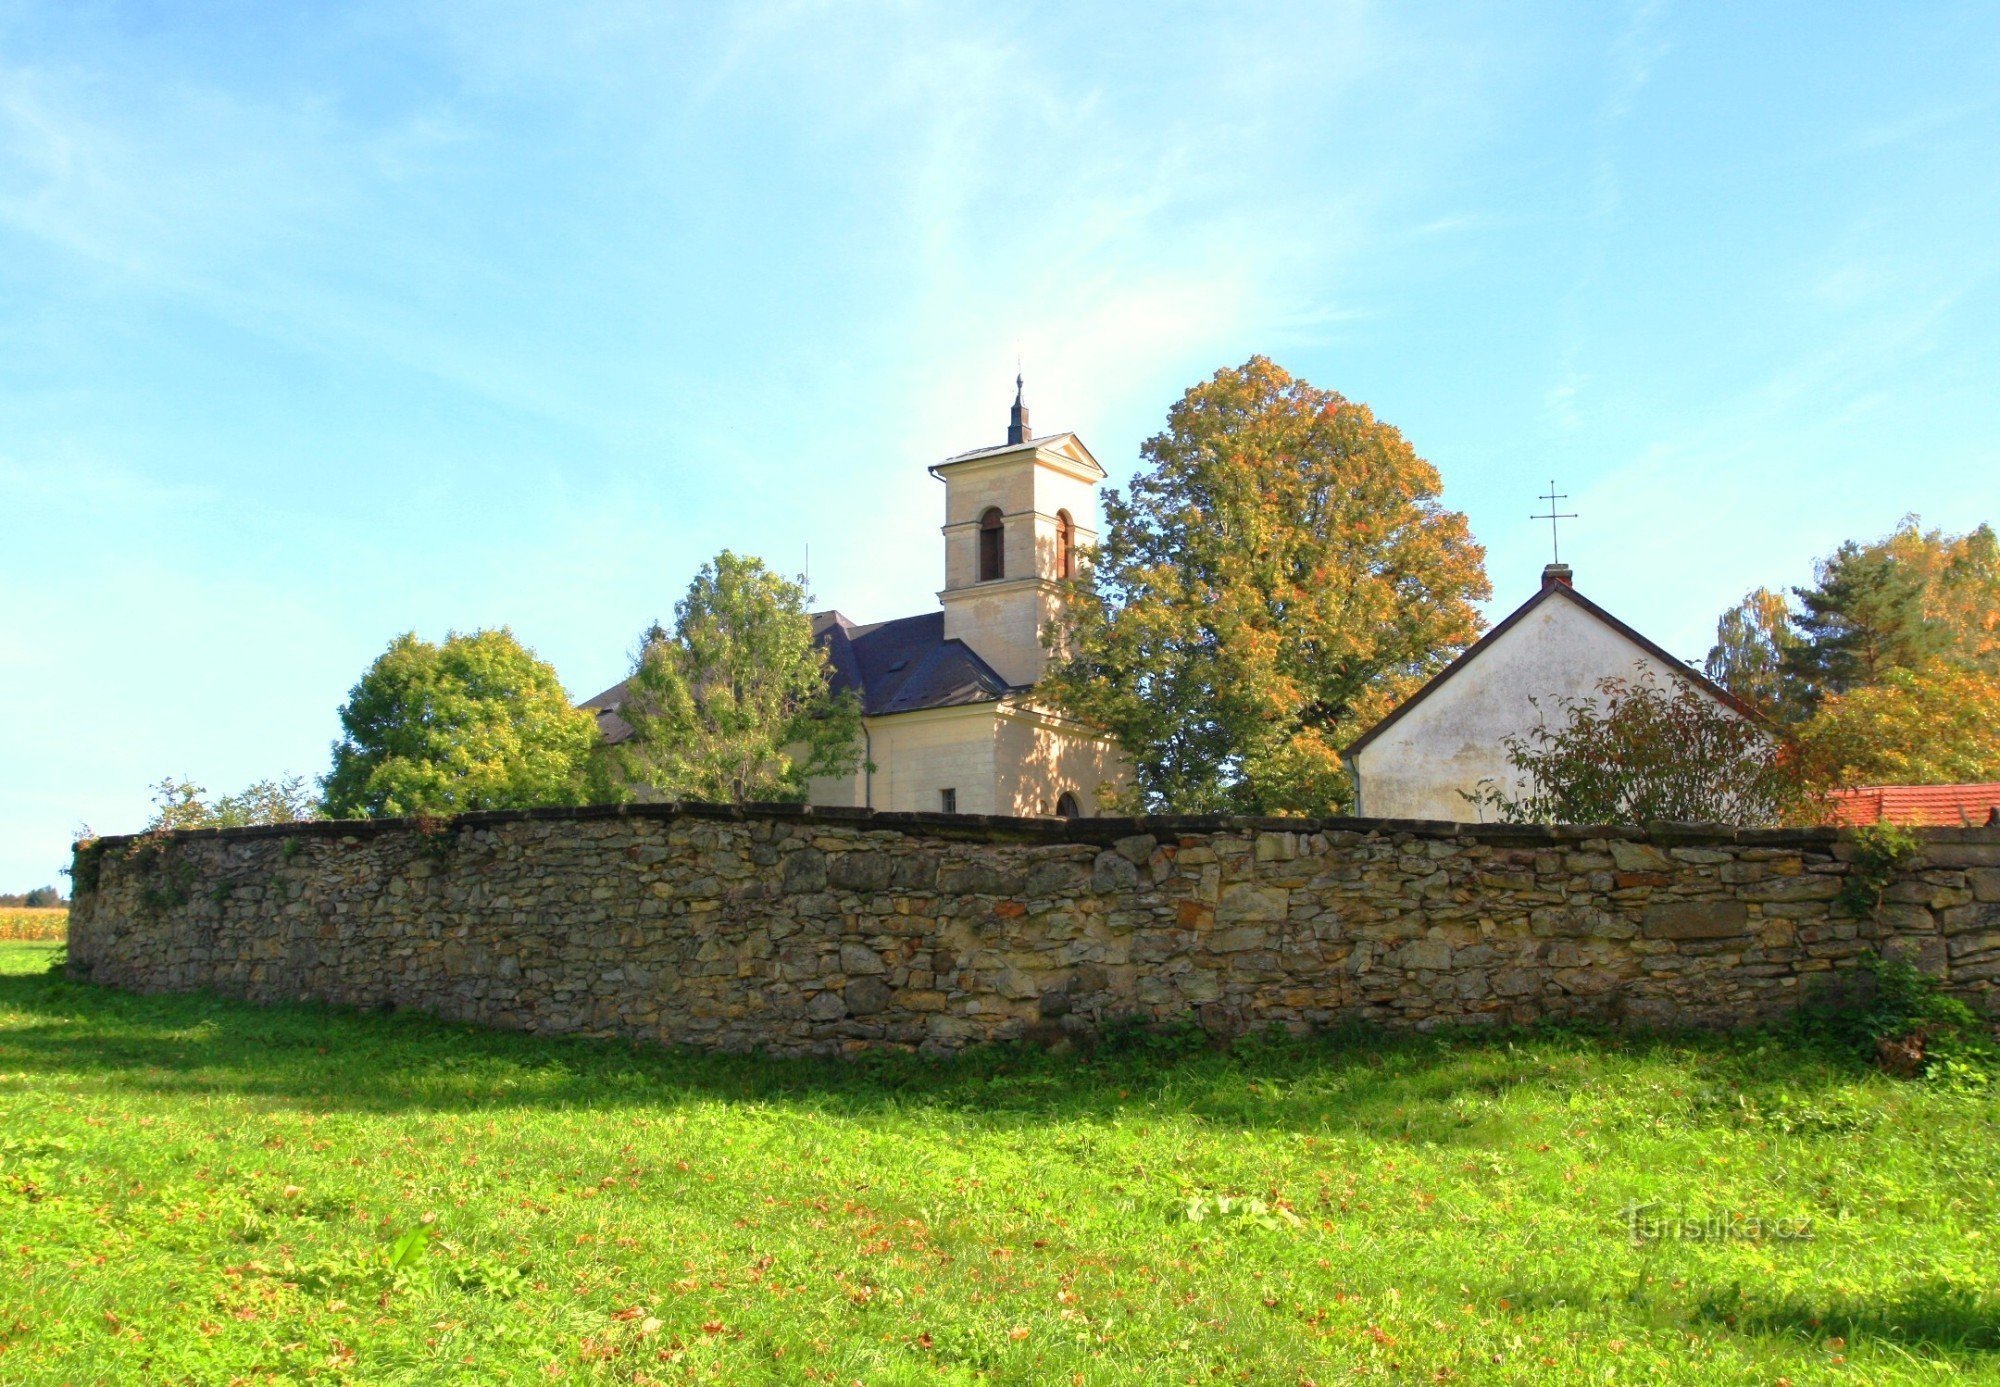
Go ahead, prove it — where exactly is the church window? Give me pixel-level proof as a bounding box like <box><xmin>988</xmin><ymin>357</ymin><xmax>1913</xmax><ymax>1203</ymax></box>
<box><xmin>1056</xmin><ymin>510</ymin><xmax>1076</xmax><ymax>579</ymax></box>
<box><xmin>939</xmin><ymin>788</ymin><xmax>957</xmax><ymax>814</ymax></box>
<box><xmin>1055</xmin><ymin>791</ymin><xmax>1081</xmax><ymax>819</ymax></box>
<box><xmin>978</xmin><ymin>507</ymin><xmax>1005</xmax><ymax>580</ymax></box>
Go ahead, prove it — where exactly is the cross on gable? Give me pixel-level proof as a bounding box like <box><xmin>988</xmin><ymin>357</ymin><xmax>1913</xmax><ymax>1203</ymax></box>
<box><xmin>1530</xmin><ymin>480</ymin><xmax>1578</xmax><ymax>564</ymax></box>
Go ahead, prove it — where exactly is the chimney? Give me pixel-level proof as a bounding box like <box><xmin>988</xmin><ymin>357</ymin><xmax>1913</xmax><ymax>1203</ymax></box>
<box><xmin>1542</xmin><ymin>563</ymin><xmax>1573</xmax><ymax>589</ymax></box>
<box><xmin>1006</xmin><ymin>373</ymin><xmax>1031</xmax><ymax>446</ymax></box>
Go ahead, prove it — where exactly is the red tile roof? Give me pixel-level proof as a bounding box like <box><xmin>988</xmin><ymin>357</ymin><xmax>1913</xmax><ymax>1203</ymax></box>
<box><xmin>1824</xmin><ymin>783</ymin><xmax>2000</xmax><ymax>827</ymax></box>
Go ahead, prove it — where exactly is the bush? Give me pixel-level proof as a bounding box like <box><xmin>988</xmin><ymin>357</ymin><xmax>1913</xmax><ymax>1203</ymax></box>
<box><xmin>1795</xmin><ymin>953</ymin><xmax>1998</xmax><ymax>1084</ymax></box>
<box><xmin>1462</xmin><ymin>671</ymin><xmax>1804</xmax><ymax>826</ymax></box>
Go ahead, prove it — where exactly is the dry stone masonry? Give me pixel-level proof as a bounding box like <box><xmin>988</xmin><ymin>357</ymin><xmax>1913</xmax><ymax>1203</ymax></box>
<box><xmin>66</xmin><ymin>805</ymin><xmax>2000</xmax><ymax>1056</ymax></box>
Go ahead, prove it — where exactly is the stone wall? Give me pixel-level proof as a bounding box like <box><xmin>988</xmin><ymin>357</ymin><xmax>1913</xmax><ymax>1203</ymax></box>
<box><xmin>65</xmin><ymin>804</ymin><xmax>2000</xmax><ymax>1056</ymax></box>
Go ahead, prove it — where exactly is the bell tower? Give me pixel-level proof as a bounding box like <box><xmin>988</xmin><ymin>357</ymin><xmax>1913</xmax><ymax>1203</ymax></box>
<box><xmin>928</xmin><ymin>379</ymin><xmax>1105</xmax><ymax>688</ymax></box>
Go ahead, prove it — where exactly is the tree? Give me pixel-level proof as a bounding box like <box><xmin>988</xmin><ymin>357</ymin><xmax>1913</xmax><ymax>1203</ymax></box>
<box><xmin>1767</xmin><ymin>517</ymin><xmax>2000</xmax><ymax>716</ymax></box>
<box><xmin>1793</xmin><ymin>662</ymin><xmax>2000</xmax><ymax>788</ymax></box>
<box><xmin>1040</xmin><ymin>357</ymin><xmax>1490</xmax><ymax>814</ymax></box>
<box><xmin>609</xmin><ymin>551</ymin><xmax>861</xmax><ymax>803</ymax></box>
<box><xmin>322</xmin><ymin>628</ymin><xmax>598</xmax><ymax>818</ymax></box>
<box><xmin>1886</xmin><ymin>519</ymin><xmax>2000</xmax><ymax>672</ymax></box>
<box><xmin>1705</xmin><ymin>586</ymin><xmax>1804</xmax><ymax>718</ymax></box>
<box><xmin>21</xmin><ymin>886</ymin><xmax>60</xmax><ymax>908</ymax></box>
<box><xmin>146</xmin><ymin>775</ymin><xmax>322</xmax><ymax>831</ymax></box>
<box><xmin>1465</xmin><ymin>672</ymin><xmax>1801</xmax><ymax>827</ymax></box>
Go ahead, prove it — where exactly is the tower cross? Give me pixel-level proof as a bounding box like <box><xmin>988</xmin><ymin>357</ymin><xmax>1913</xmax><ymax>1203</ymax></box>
<box><xmin>1530</xmin><ymin>480</ymin><xmax>1577</xmax><ymax>564</ymax></box>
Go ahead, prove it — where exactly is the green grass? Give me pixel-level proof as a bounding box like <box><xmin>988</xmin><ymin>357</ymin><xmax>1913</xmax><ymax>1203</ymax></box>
<box><xmin>1</xmin><ymin>939</ymin><xmax>1996</xmax><ymax>1385</ymax></box>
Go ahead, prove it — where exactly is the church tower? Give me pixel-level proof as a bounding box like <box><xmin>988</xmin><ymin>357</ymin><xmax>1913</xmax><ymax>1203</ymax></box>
<box><xmin>929</xmin><ymin>378</ymin><xmax>1105</xmax><ymax>688</ymax></box>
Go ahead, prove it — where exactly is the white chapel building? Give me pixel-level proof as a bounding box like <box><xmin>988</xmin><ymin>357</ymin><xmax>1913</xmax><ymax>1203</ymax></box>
<box><xmin>588</xmin><ymin>383</ymin><xmax>1131</xmax><ymax>817</ymax></box>
<box><xmin>1343</xmin><ymin>563</ymin><xmax>1763</xmax><ymax>821</ymax></box>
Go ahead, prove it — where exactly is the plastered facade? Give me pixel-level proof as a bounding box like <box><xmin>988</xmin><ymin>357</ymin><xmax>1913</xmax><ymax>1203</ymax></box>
<box><xmin>1351</xmin><ymin>585</ymin><xmax>1745</xmax><ymax>821</ymax></box>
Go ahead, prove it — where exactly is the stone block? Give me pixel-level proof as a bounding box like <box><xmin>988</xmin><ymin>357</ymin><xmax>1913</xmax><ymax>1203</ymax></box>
<box><xmin>1217</xmin><ymin>883</ymin><xmax>1289</xmax><ymax>924</ymax></box>
<box><xmin>1880</xmin><ymin>936</ymin><xmax>1948</xmax><ymax>979</ymax></box>
<box><xmin>1255</xmin><ymin>832</ymin><xmax>1297</xmax><ymax>862</ymax></box>
<box><xmin>1940</xmin><ymin>902</ymin><xmax>2000</xmax><ymax>935</ymax></box>
<box><xmin>1970</xmin><ymin>868</ymin><xmax>2000</xmax><ymax>903</ymax></box>
<box><xmin>1395</xmin><ymin>938</ymin><xmax>1453</xmax><ymax>970</ymax></box>
<box><xmin>890</xmin><ymin>854</ymin><xmax>940</xmax><ymax>891</ymax></box>
<box><xmin>1176</xmin><ymin>900</ymin><xmax>1214</xmax><ymax>929</ymax></box>
<box><xmin>1610</xmin><ymin>841</ymin><xmax>1673</xmax><ymax>872</ymax></box>
<box><xmin>840</xmin><ymin>943</ymin><xmax>885</xmax><ymax>975</ymax></box>
<box><xmin>1740</xmin><ymin>875</ymin><xmax>1840</xmax><ymax>903</ymax></box>
<box><xmin>1026</xmin><ymin>860</ymin><xmax>1089</xmax><ymax>897</ymax></box>
<box><xmin>827</xmin><ymin>853</ymin><xmax>895</xmax><ymax>892</ymax></box>
<box><xmin>1092</xmin><ymin>851</ymin><xmax>1140</xmax><ymax>894</ymax></box>
<box><xmin>1643</xmin><ymin>900</ymin><xmax>1749</xmax><ymax>940</ymax></box>
<box><xmin>1113</xmin><ymin>834</ymin><xmax>1158</xmax><ymax>866</ymax></box>
<box><xmin>846</xmin><ymin>976</ymin><xmax>893</xmax><ymax>1015</ymax></box>
<box><xmin>1179</xmin><ymin>970</ymin><xmax>1222</xmax><ymax>1003</ymax></box>
<box><xmin>1208</xmin><ymin>926</ymin><xmax>1270</xmax><ymax>954</ymax></box>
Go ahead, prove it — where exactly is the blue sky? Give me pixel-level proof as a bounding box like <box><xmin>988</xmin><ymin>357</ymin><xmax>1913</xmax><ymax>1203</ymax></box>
<box><xmin>3</xmin><ymin>1</ymin><xmax>1997</xmax><ymax>887</ymax></box>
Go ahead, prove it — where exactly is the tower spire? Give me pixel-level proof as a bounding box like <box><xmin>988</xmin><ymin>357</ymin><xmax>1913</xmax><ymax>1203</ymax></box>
<box><xmin>1007</xmin><ymin>372</ymin><xmax>1031</xmax><ymax>445</ymax></box>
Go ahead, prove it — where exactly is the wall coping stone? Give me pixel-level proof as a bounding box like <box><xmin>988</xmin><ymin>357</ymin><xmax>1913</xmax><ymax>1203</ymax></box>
<box><xmin>74</xmin><ymin>799</ymin><xmax>2000</xmax><ymax>856</ymax></box>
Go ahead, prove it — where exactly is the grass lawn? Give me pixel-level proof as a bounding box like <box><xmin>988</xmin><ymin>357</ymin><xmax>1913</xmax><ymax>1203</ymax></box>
<box><xmin>1</xmin><ymin>939</ymin><xmax>1996</xmax><ymax>1384</ymax></box>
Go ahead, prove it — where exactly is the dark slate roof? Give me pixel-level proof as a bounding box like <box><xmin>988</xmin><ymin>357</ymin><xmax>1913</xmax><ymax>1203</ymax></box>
<box><xmin>812</xmin><ymin>610</ymin><xmax>1014</xmax><ymax>715</ymax></box>
<box><xmin>579</xmin><ymin>680</ymin><xmax>635</xmax><ymax>745</ymax></box>
<box><xmin>583</xmin><ymin>609</ymin><xmax>1011</xmax><ymax>745</ymax></box>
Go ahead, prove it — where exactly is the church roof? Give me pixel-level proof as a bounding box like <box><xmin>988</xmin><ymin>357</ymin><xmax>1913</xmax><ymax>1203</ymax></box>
<box><xmin>583</xmin><ymin>609</ymin><xmax>1012</xmax><ymax>745</ymax></box>
<box><xmin>932</xmin><ymin>431</ymin><xmax>1104</xmax><ymax>476</ymax></box>
<box><xmin>812</xmin><ymin>609</ymin><xmax>1015</xmax><ymax>715</ymax></box>
<box><xmin>1341</xmin><ymin>573</ymin><xmax>1761</xmax><ymax>761</ymax></box>
<box><xmin>579</xmin><ymin>680</ymin><xmax>637</xmax><ymax>745</ymax></box>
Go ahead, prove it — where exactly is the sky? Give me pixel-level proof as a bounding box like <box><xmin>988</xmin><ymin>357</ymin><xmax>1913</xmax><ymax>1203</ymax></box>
<box><xmin>3</xmin><ymin>0</ymin><xmax>1998</xmax><ymax>887</ymax></box>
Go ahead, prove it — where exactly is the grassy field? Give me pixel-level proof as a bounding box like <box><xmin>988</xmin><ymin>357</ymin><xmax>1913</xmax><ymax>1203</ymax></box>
<box><xmin>0</xmin><ymin>939</ymin><xmax>1996</xmax><ymax>1385</ymax></box>
<box><xmin>0</xmin><ymin>907</ymin><xmax>66</xmax><ymax>940</ymax></box>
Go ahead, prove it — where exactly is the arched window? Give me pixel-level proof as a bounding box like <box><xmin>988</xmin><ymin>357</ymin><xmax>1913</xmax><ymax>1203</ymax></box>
<box><xmin>1055</xmin><ymin>791</ymin><xmax>1082</xmax><ymax>819</ymax></box>
<box><xmin>1055</xmin><ymin>510</ymin><xmax>1076</xmax><ymax>579</ymax></box>
<box><xmin>978</xmin><ymin>507</ymin><xmax>1005</xmax><ymax>581</ymax></box>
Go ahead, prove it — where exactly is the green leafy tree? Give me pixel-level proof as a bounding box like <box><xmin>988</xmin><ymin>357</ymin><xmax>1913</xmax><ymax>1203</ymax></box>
<box><xmin>1705</xmin><ymin>586</ymin><xmax>1805</xmax><ymax>718</ymax></box>
<box><xmin>322</xmin><ymin>629</ymin><xmax>597</xmax><ymax>817</ymax></box>
<box><xmin>1887</xmin><ymin>519</ymin><xmax>2000</xmax><ymax>672</ymax></box>
<box><xmin>609</xmin><ymin>551</ymin><xmax>861</xmax><ymax>803</ymax></box>
<box><xmin>1794</xmin><ymin>661</ymin><xmax>2000</xmax><ymax>789</ymax></box>
<box><xmin>1041</xmin><ymin>357</ymin><xmax>1490</xmax><ymax>814</ymax></box>
<box><xmin>1465</xmin><ymin>672</ymin><xmax>1801</xmax><ymax>827</ymax></box>
<box><xmin>147</xmin><ymin>774</ymin><xmax>322</xmax><ymax>830</ymax></box>
<box><xmin>21</xmin><ymin>886</ymin><xmax>61</xmax><ymax>908</ymax></box>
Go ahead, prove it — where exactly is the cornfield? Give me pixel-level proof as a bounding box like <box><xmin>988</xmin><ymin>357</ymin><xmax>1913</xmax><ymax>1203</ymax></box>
<box><xmin>0</xmin><ymin>908</ymin><xmax>67</xmax><ymax>941</ymax></box>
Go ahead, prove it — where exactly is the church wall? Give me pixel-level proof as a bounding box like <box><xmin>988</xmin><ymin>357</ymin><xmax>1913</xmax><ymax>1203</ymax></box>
<box><xmin>937</xmin><ymin>581</ymin><xmax>1055</xmax><ymax>687</ymax></box>
<box><xmin>1352</xmin><ymin>596</ymin><xmax>1739</xmax><ymax>821</ymax></box>
<box><xmin>814</xmin><ymin>706</ymin><xmax>1003</xmax><ymax>815</ymax></box>
<box><xmin>992</xmin><ymin>707</ymin><xmax>1131</xmax><ymax>817</ymax></box>
<box><xmin>68</xmin><ymin>806</ymin><xmax>2000</xmax><ymax>1057</ymax></box>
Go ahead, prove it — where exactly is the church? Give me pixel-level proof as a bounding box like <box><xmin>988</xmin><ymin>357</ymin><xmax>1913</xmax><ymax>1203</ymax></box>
<box><xmin>587</xmin><ymin>382</ymin><xmax>1132</xmax><ymax>817</ymax></box>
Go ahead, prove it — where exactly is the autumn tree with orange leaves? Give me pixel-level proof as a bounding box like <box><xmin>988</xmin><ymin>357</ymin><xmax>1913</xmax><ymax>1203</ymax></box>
<box><xmin>1041</xmin><ymin>357</ymin><xmax>1490</xmax><ymax>814</ymax></box>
